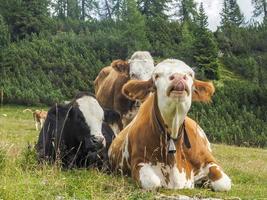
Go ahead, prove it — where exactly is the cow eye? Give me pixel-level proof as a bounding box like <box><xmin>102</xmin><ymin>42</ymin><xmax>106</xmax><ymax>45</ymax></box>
<box><xmin>154</xmin><ymin>73</ymin><xmax>160</xmax><ymax>79</ymax></box>
<box><xmin>131</xmin><ymin>73</ymin><xmax>137</xmax><ymax>79</ymax></box>
<box><xmin>188</xmin><ymin>72</ymin><xmax>193</xmax><ymax>77</ymax></box>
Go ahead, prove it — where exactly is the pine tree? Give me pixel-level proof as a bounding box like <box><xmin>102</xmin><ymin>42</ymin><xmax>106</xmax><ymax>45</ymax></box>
<box><xmin>177</xmin><ymin>22</ymin><xmax>195</xmax><ymax>65</ymax></box>
<box><xmin>196</xmin><ymin>2</ymin><xmax>208</xmax><ymax>30</ymax></box>
<box><xmin>98</xmin><ymin>0</ymin><xmax>123</xmax><ymax>19</ymax></box>
<box><xmin>67</xmin><ymin>0</ymin><xmax>80</xmax><ymax>19</ymax></box>
<box><xmin>79</xmin><ymin>0</ymin><xmax>99</xmax><ymax>20</ymax></box>
<box><xmin>251</xmin><ymin>0</ymin><xmax>267</xmax><ymax>22</ymax></box>
<box><xmin>120</xmin><ymin>0</ymin><xmax>150</xmax><ymax>56</ymax></box>
<box><xmin>175</xmin><ymin>0</ymin><xmax>198</xmax><ymax>23</ymax></box>
<box><xmin>220</xmin><ymin>0</ymin><xmax>244</xmax><ymax>27</ymax></box>
<box><xmin>194</xmin><ymin>2</ymin><xmax>220</xmax><ymax>79</ymax></box>
<box><xmin>53</xmin><ymin>0</ymin><xmax>67</xmax><ymax>19</ymax></box>
<box><xmin>137</xmin><ymin>0</ymin><xmax>170</xmax><ymax>19</ymax></box>
<box><xmin>0</xmin><ymin>0</ymin><xmax>51</xmax><ymax>40</ymax></box>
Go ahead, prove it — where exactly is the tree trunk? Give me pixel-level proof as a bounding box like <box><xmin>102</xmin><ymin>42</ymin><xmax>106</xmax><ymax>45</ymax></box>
<box><xmin>104</xmin><ymin>0</ymin><xmax>112</xmax><ymax>19</ymax></box>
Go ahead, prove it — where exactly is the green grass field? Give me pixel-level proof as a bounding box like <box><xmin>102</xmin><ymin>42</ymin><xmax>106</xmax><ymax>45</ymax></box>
<box><xmin>0</xmin><ymin>105</ymin><xmax>266</xmax><ymax>200</ymax></box>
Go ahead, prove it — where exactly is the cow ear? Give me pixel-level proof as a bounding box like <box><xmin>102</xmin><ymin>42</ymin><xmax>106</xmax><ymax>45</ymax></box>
<box><xmin>192</xmin><ymin>80</ymin><xmax>215</xmax><ymax>103</ymax></box>
<box><xmin>122</xmin><ymin>78</ymin><xmax>154</xmax><ymax>101</ymax></box>
<box><xmin>111</xmin><ymin>59</ymin><xmax>129</xmax><ymax>74</ymax></box>
<box><xmin>103</xmin><ymin>108</ymin><xmax>121</xmax><ymax>124</ymax></box>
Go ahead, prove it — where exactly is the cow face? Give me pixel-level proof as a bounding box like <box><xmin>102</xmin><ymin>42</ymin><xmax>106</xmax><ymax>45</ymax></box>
<box><xmin>122</xmin><ymin>60</ymin><xmax>215</xmax><ymax>104</ymax></box>
<box><xmin>128</xmin><ymin>51</ymin><xmax>154</xmax><ymax>81</ymax></box>
<box><xmin>153</xmin><ymin>59</ymin><xmax>195</xmax><ymax>110</ymax></box>
<box><xmin>76</xmin><ymin>95</ymin><xmax>106</xmax><ymax>147</ymax></box>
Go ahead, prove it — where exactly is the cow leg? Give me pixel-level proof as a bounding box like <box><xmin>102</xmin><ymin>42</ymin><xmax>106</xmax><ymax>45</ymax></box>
<box><xmin>40</xmin><ymin>119</ymin><xmax>44</xmax><ymax>129</ymax></box>
<box><xmin>35</xmin><ymin>121</ymin><xmax>39</xmax><ymax>131</ymax></box>
<box><xmin>208</xmin><ymin>163</ymin><xmax>231</xmax><ymax>191</ymax></box>
<box><xmin>170</xmin><ymin>166</ymin><xmax>194</xmax><ymax>189</ymax></box>
<box><xmin>132</xmin><ymin>162</ymin><xmax>161</xmax><ymax>189</ymax></box>
<box><xmin>195</xmin><ymin>162</ymin><xmax>231</xmax><ymax>192</ymax></box>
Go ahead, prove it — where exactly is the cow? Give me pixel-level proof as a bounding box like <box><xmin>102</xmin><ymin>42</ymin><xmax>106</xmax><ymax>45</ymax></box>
<box><xmin>23</xmin><ymin>109</ymin><xmax>47</xmax><ymax>131</ymax></box>
<box><xmin>35</xmin><ymin>92</ymin><xmax>121</xmax><ymax>169</ymax></box>
<box><xmin>94</xmin><ymin>51</ymin><xmax>154</xmax><ymax>130</ymax></box>
<box><xmin>108</xmin><ymin>59</ymin><xmax>231</xmax><ymax>191</ymax></box>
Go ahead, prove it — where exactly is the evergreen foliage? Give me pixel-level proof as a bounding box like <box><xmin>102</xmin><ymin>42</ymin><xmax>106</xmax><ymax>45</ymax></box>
<box><xmin>220</xmin><ymin>0</ymin><xmax>245</xmax><ymax>27</ymax></box>
<box><xmin>0</xmin><ymin>15</ymin><xmax>10</xmax><ymax>48</ymax></box>
<box><xmin>193</xmin><ymin>3</ymin><xmax>220</xmax><ymax>80</ymax></box>
<box><xmin>0</xmin><ymin>0</ymin><xmax>51</xmax><ymax>41</ymax></box>
<box><xmin>175</xmin><ymin>0</ymin><xmax>198</xmax><ymax>22</ymax></box>
<box><xmin>251</xmin><ymin>0</ymin><xmax>267</xmax><ymax>21</ymax></box>
<box><xmin>0</xmin><ymin>0</ymin><xmax>266</xmax><ymax>147</ymax></box>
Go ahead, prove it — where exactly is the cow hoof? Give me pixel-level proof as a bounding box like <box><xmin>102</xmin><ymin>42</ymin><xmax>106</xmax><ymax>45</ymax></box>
<box><xmin>139</xmin><ymin>164</ymin><xmax>161</xmax><ymax>189</ymax></box>
<box><xmin>211</xmin><ymin>172</ymin><xmax>231</xmax><ymax>192</ymax></box>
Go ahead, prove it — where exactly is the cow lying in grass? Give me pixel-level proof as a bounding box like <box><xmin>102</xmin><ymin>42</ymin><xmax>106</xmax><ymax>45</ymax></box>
<box><xmin>35</xmin><ymin>92</ymin><xmax>121</xmax><ymax>169</ymax></box>
<box><xmin>108</xmin><ymin>59</ymin><xmax>231</xmax><ymax>191</ymax></box>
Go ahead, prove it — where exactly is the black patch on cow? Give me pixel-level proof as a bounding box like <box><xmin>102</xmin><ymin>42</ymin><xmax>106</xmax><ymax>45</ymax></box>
<box><xmin>183</xmin><ymin>128</ymin><xmax>191</xmax><ymax>149</ymax></box>
<box><xmin>103</xmin><ymin>108</ymin><xmax>121</xmax><ymax>124</ymax></box>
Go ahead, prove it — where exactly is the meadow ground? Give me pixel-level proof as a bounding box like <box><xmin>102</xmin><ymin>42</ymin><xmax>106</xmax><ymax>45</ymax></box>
<box><xmin>0</xmin><ymin>105</ymin><xmax>266</xmax><ymax>200</ymax></box>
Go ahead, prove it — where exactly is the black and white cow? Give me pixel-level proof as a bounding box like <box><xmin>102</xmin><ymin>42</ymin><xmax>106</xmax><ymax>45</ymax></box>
<box><xmin>35</xmin><ymin>92</ymin><xmax>120</xmax><ymax>169</ymax></box>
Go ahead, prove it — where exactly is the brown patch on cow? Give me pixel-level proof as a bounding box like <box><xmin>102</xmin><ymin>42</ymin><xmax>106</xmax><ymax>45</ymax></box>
<box><xmin>109</xmin><ymin>93</ymin><xmax>176</xmax><ymax>178</ymax></box>
<box><xmin>111</xmin><ymin>59</ymin><xmax>129</xmax><ymax>74</ymax></box>
<box><xmin>94</xmin><ymin>66</ymin><xmax>112</xmax><ymax>94</ymax></box>
<box><xmin>208</xmin><ymin>166</ymin><xmax>223</xmax><ymax>181</ymax></box>
<box><xmin>192</xmin><ymin>80</ymin><xmax>215</xmax><ymax>103</ymax></box>
<box><xmin>176</xmin><ymin>117</ymin><xmax>219</xmax><ymax>181</ymax></box>
<box><xmin>122</xmin><ymin>78</ymin><xmax>154</xmax><ymax>101</ymax></box>
<box><xmin>95</xmin><ymin>62</ymin><xmax>132</xmax><ymax>115</ymax></box>
<box><xmin>95</xmin><ymin>60</ymin><xmax>138</xmax><ymax>129</ymax></box>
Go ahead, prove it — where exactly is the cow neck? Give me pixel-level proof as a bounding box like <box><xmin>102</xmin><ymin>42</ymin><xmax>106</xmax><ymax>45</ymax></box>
<box><xmin>151</xmin><ymin>92</ymin><xmax>189</xmax><ymax>154</ymax></box>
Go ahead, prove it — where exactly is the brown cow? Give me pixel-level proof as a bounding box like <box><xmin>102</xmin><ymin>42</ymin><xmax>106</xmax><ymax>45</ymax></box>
<box><xmin>94</xmin><ymin>51</ymin><xmax>155</xmax><ymax>131</ymax></box>
<box><xmin>108</xmin><ymin>59</ymin><xmax>231</xmax><ymax>191</ymax></box>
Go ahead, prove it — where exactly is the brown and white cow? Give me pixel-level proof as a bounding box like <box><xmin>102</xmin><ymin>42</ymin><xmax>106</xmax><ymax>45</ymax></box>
<box><xmin>108</xmin><ymin>59</ymin><xmax>231</xmax><ymax>191</ymax></box>
<box><xmin>94</xmin><ymin>51</ymin><xmax>154</xmax><ymax>131</ymax></box>
<box><xmin>23</xmin><ymin>109</ymin><xmax>47</xmax><ymax>131</ymax></box>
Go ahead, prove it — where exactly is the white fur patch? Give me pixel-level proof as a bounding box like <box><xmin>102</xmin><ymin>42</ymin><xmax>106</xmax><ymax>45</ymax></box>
<box><xmin>109</xmin><ymin>123</ymin><xmax>120</xmax><ymax>136</ymax></box>
<box><xmin>139</xmin><ymin>163</ymin><xmax>161</xmax><ymax>189</ymax></box>
<box><xmin>211</xmin><ymin>171</ymin><xmax>232</xmax><ymax>192</ymax></box>
<box><xmin>194</xmin><ymin>163</ymin><xmax>231</xmax><ymax>192</ymax></box>
<box><xmin>76</xmin><ymin>96</ymin><xmax>104</xmax><ymax>139</ymax></box>
<box><xmin>138</xmin><ymin>162</ymin><xmax>194</xmax><ymax>189</ymax></box>
<box><xmin>120</xmin><ymin>133</ymin><xmax>130</xmax><ymax>168</ymax></box>
<box><xmin>194</xmin><ymin>163</ymin><xmax>217</xmax><ymax>183</ymax></box>
<box><xmin>171</xmin><ymin>167</ymin><xmax>194</xmax><ymax>189</ymax></box>
<box><xmin>197</xmin><ymin>126</ymin><xmax>212</xmax><ymax>152</ymax></box>
<box><xmin>128</xmin><ymin>51</ymin><xmax>154</xmax><ymax>81</ymax></box>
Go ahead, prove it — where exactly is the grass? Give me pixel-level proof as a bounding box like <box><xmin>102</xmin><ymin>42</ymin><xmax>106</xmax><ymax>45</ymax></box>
<box><xmin>0</xmin><ymin>105</ymin><xmax>267</xmax><ymax>200</ymax></box>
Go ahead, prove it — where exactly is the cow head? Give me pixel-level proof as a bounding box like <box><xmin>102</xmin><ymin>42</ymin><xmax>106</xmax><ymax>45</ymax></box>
<box><xmin>75</xmin><ymin>93</ymin><xmax>121</xmax><ymax>147</ymax></box>
<box><xmin>111</xmin><ymin>51</ymin><xmax>155</xmax><ymax>81</ymax></box>
<box><xmin>62</xmin><ymin>94</ymin><xmax>104</xmax><ymax>150</ymax></box>
<box><xmin>128</xmin><ymin>51</ymin><xmax>155</xmax><ymax>81</ymax></box>
<box><xmin>122</xmin><ymin>59</ymin><xmax>214</xmax><ymax>138</ymax></box>
<box><xmin>122</xmin><ymin>61</ymin><xmax>214</xmax><ymax>104</ymax></box>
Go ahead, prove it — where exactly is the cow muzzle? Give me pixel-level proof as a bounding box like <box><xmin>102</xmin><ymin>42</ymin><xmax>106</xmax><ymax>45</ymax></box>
<box><xmin>167</xmin><ymin>73</ymin><xmax>189</xmax><ymax>97</ymax></box>
<box><xmin>91</xmin><ymin>135</ymin><xmax>106</xmax><ymax>148</ymax></box>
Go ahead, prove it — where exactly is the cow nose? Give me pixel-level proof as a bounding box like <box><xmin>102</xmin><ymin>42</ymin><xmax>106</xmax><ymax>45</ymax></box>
<box><xmin>92</xmin><ymin>135</ymin><xmax>106</xmax><ymax>147</ymax></box>
<box><xmin>169</xmin><ymin>73</ymin><xmax>187</xmax><ymax>81</ymax></box>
